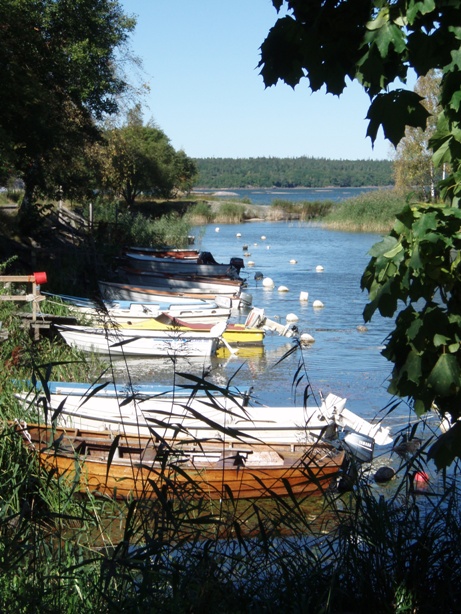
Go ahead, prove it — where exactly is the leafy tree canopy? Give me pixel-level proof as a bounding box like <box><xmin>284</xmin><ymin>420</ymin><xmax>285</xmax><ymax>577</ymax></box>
<box><xmin>259</xmin><ymin>0</ymin><xmax>461</xmax><ymax>203</ymax></box>
<box><xmin>0</xmin><ymin>0</ymin><xmax>135</xmax><ymax>209</ymax></box>
<box><xmin>101</xmin><ymin>106</ymin><xmax>198</xmax><ymax>206</ymax></box>
<box><xmin>259</xmin><ymin>1</ymin><xmax>461</xmax><ymax>466</ymax></box>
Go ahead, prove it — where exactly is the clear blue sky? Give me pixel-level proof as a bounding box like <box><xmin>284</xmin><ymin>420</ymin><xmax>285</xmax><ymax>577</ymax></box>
<box><xmin>121</xmin><ymin>0</ymin><xmax>396</xmax><ymax>161</ymax></box>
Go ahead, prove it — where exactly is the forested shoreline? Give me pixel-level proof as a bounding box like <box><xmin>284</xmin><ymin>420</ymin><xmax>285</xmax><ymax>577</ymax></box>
<box><xmin>194</xmin><ymin>156</ymin><xmax>393</xmax><ymax>188</ymax></box>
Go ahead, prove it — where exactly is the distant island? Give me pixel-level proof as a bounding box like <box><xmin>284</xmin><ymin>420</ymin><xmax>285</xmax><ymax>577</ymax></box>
<box><xmin>194</xmin><ymin>156</ymin><xmax>393</xmax><ymax>189</ymax></box>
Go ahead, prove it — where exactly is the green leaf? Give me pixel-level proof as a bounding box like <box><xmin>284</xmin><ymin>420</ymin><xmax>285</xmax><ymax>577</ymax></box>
<box><xmin>366</xmin><ymin>8</ymin><xmax>390</xmax><ymax>31</ymax></box>
<box><xmin>369</xmin><ymin>235</ymin><xmax>399</xmax><ymax>258</ymax></box>
<box><xmin>433</xmin><ymin>333</ymin><xmax>451</xmax><ymax>347</ymax></box>
<box><xmin>402</xmin><ymin>350</ymin><xmax>423</xmax><ymax>383</ymax></box>
<box><xmin>428</xmin><ymin>421</ymin><xmax>461</xmax><ymax>469</ymax></box>
<box><xmin>383</xmin><ymin>241</ymin><xmax>403</xmax><ymax>258</ymax></box>
<box><xmin>427</xmin><ymin>353</ymin><xmax>461</xmax><ymax>396</ymax></box>
<box><xmin>407</xmin><ymin>0</ymin><xmax>436</xmax><ymax>25</ymax></box>
<box><xmin>366</xmin><ymin>90</ymin><xmax>430</xmax><ymax>146</ymax></box>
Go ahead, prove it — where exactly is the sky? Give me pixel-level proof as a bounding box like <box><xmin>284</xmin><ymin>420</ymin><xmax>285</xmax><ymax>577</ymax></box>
<box><xmin>120</xmin><ymin>1</ymin><xmax>398</xmax><ymax>161</ymax></box>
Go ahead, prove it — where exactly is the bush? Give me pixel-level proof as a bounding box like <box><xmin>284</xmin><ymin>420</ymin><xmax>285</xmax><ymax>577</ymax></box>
<box><xmin>214</xmin><ymin>202</ymin><xmax>247</xmax><ymax>223</ymax></box>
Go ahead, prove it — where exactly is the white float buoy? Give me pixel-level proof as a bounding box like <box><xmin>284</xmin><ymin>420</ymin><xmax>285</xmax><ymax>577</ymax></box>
<box><xmin>215</xmin><ymin>227</ymin><xmax>220</xmax><ymax>232</ymax></box>
<box><xmin>254</xmin><ymin>243</ymin><xmax>258</xmax><ymax>246</ymax></box>
<box><xmin>286</xmin><ymin>313</ymin><xmax>299</xmax><ymax>322</ymax></box>
<box><xmin>263</xmin><ymin>277</ymin><xmax>274</xmax><ymax>288</ymax></box>
<box><xmin>278</xmin><ymin>285</ymin><xmax>289</xmax><ymax>292</ymax></box>
<box><xmin>357</xmin><ymin>325</ymin><xmax>368</xmax><ymax>332</ymax></box>
<box><xmin>236</xmin><ymin>232</ymin><xmax>241</xmax><ymax>237</ymax></box>
<box><xmin>300</xmin><ymin>333</ymin><xmax>315</xmax><ymax>344</ymax></box>
<box><xmin>313</xmin><ymin>300</ymin><xmax>324</xmax><ymax>309</ymax></box>
<box><xmin>289</xmin><ymin>259</ymin><xmax>297</xmax><ymax>264</ymax></box>
<box><xmin>299</xmin><ymin>291</ymin><xmax>309</xmax><ymax>302</ymax></box>
<box><xmin>244</xmin><ymin>252</ymin><xmax>251</xmax><ymax>257</ymax></box>
<box><xmin>261</xmin><ymin>235</ymin><xmax>266</xmax><ymax>240</ymax></box>
<box><xmin>247</xmin><ymin>261</ymin><xmax>255</xmax><ymax>267</ymax></box>
<box><xmin>316</xmin><ymin>265</ymin><xmax>324</xmax><ymax>272</ymax></box>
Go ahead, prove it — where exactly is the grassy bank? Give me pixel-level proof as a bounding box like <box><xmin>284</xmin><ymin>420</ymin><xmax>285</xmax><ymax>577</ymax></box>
<box><xmin>322</xmin><ymin>189</ymin><xmax>406</xmax><ymax>233</ymax></box>
<box><xmin>183</xmin><ymin>190</ymin><xmax>406</xmax><ymax>231</ymax></box>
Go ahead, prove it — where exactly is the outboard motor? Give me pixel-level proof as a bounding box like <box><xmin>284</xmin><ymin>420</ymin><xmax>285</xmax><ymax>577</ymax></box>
<box><xmin>229</xmin><ymin>257</ymin><xmax>244</xmax><ymax>273</ymax></box>
<box><xmin>342</xmin><ymin>432</ymin><xmax>375</xmax><ymax>463</ymax></box>
<box><xmin>226</xmin><ymin>266</ymin><xmax>244</xmax><ymax>281</ymax></box>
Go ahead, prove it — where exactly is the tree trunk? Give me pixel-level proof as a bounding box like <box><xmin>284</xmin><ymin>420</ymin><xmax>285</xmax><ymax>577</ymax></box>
<box><xmin>18</xmin><ymin>163</ymin><xmax>38</xmax><ymax>215</ymax></box>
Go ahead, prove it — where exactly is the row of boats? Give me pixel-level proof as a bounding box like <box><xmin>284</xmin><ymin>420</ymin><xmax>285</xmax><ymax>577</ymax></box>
<box><xmin>44</xmin><ymin>246</ymin><xmax>296</xmax><ymax>357</ymax></box>
<box><xmin>11</xmin><ymin>246</ymin><xmax>394</xmax><ymax>501</ymax></box>
<box><xmin>15</xmin><ymin>380</ymin><xmax>393</xmax><ymax>501</ymax></box>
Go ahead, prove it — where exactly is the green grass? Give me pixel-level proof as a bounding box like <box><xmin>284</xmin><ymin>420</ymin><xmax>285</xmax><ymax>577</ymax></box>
<box><xmin>322</xmin><ymin>189</ymin><xmax>406</xmax><ymax>232</ymax></box>
<box><xmin>214</xmin><ymin>202</ymin><xmax>247</xmax><ymax>223</ymax></box>
<box><xmin>269</xmin><ymin>199</ymin><xmax>335</xmax><ymax>221</ymax></box>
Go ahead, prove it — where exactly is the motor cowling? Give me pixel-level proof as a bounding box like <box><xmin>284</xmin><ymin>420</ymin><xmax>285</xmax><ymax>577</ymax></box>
<box><xmin>229</xmin><ymin>257</ymin><xmax>244</xmax><ymax>273</ymax></box>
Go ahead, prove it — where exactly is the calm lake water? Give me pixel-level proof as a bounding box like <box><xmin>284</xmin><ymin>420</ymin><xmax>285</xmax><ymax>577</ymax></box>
<box><xmin>118</xmin><ymin>210</ymin><xmax>412</xmax><ymax>438</ymax></box>
<box><xmin>194</xmin><ymin>186</ymin><xmax>381</xmax><ymax>205</ymax></box>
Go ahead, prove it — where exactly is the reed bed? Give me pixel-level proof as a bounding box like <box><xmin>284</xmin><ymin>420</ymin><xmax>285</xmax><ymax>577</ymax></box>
<box><xmin>2</xmin><ymin>247</ymin><xmax>461</xmax><ymax>611</ymax></box>
<box><xmin>322</xmin><ymin>189</ymin><xmax>406</xmax><ymax>233</ymax></box>
<box><xmin>268</xmin><ymin>199</ymin><xmax>335</xmax><ymax>221</ymax></box>
<box><xmin>186</xmin><ymin>200</ymin><xmax>261</xmax><ymax>224</ymax></box>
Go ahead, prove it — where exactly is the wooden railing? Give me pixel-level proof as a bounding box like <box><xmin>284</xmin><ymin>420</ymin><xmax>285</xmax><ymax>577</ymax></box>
<box><xmin>0</xmin><ymin>272</ymin><xmax>47</xmax><ymax>340</ymax></box>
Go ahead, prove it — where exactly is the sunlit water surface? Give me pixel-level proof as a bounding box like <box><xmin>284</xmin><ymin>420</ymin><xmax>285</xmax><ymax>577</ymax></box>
<box><xmin>114</xmin><ymin>221</ymin><xmax>406</xmax><ymax>428</ymax></box>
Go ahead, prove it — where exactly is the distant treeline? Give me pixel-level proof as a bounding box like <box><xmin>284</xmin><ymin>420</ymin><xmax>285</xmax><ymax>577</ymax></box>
<box><xmin>194</xmin><ymin>157</ymin><xmax>394</xmax><ymax>188</ymax></box>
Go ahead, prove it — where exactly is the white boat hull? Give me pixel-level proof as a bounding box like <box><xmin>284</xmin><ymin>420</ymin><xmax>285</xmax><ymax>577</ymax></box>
<box><xmin>120</xmin><ymin>269</ymin><xmax>244</xmax><ymax>295</ymax></box>
<box><xmin>72</xmin><ymin>303</ymin><xmax>231</xmax><ymax>326</ymax></box>
<box><xmin>56</xmin><ymin>324</ymin><xmax>221</xmax><ymax>357</ymax></box>
<box><xmin>16</xmin><ymin>386</ymin><xmax>392</xmax><ymax>447</ymax></box>
<box><xmin>98</xmin><ymin>281</ymin><xmax>250</xmax><ymax>309</ymax></box>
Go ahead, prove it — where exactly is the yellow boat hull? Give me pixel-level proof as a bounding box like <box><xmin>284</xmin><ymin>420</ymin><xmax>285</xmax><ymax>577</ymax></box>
<box><xmin>116</xmin><ymin>317</ymin><xmax>265</xmax><ymax>346</ymax></box>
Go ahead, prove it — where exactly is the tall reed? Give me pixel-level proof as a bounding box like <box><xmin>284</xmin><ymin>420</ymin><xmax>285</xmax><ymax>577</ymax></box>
<box><xmin>2</xmin><ymin>310</ymin><xmax>461</xmax><ymax>611</ymax></box>
<box><xmin>323</xmin><ymin>189</ymin><xmax>406</xmax><ymax>233</ymax></box>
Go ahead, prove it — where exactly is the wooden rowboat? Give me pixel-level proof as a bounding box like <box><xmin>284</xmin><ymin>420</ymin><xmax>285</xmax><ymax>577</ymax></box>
<box><xmin>15</xmin><ymin>422</ymin><xmax>345</xmax><ymax>500</ymax></box>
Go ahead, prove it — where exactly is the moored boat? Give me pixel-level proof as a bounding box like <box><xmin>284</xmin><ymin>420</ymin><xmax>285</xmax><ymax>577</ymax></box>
<box><xmin>16</xmin><ymin>383</ymin><xmax>393</xmax><ymax>448</ymax></box>
<box><xmin>126</xmin><ymin>246</ymin><xmax>200</xmax><ymax>259</ymax></box>
<box><xmin>54</xmin><ymin>323</ymin><xmax>225</xmax><ymax>357</ymax></box>
<box><xmin>118</xmin><ymin>312</ymin><xmax>265</xmax><ymax>346</ymax></box>
<box><xmin>15</xmin><ymin>421</ymin><xmax>346</xmax><ymax>500</ymax></box>
<box><xmin>118</xmin><ymin>267</ymin><xmax>245</xmax><ymax>295</ymax></box>
<box><xmin>43</xmin><ymin>292</ymin><xmax>232</xmax><ymax>325</ymax></box>
<box><xmin>98</xmin><ymin>280</ymin><xmax>252</xmax><ymax>309</ymax></box>
<box><xmin>124</xmin><ymin>251</ymin><xmax>245</xmax><ymax>277</ymax></box>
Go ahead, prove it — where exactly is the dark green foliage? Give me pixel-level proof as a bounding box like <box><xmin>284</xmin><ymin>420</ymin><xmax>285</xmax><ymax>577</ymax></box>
<box><xmin>0</xmin><ymin>0</ymin><xmax>134</xmax><ymax>209</ymax></box>
<box><xmin>362</xmin><ymin>203</ymin><xmax>461</xmax><ymax>466</ymax></box>
<box><xmin>195</xmin><ymin>157</ymin><xmax>393</xmax><ymax>189</ymax></box>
